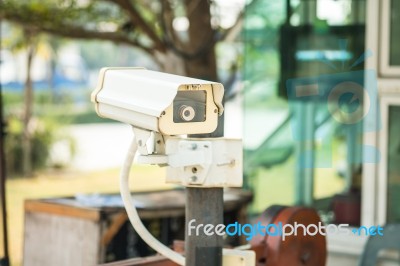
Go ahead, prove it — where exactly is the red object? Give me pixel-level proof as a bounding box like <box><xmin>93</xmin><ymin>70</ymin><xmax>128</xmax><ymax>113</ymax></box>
<box><xmin>333</xmin><ymin>192</ymin><xmax>361</xmax><ymax>226</ymax></box>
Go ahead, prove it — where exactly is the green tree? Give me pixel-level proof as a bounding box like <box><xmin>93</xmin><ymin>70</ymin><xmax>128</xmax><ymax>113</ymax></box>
<box><xmin>0</xmin><ymin>0</ymin><xmax>244</xmax><ymax>81</ymax></box>
<box><xmin>2</xmin><ymin>25</ymin><xmax>39</xmax><ymax>176</ymax></box>
<box><xmin>0</xmin><ymin>0</ymin><xmax>249</xmax><ymax>176</ymax></box>
<box><xmin>2</xmin><ymin>25</ymin><xmax>67</xmax><ymax>176</ymax></box>
<box><xmin>22</xmin><ymin>31</ymin><xmax>37</xmax><ymax>176</ymax></box>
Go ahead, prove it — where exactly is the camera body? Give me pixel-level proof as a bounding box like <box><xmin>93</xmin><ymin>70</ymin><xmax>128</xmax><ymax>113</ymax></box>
<box><xmin>91</xmin><ymin>67</ymin><xmax>224</xmax><ymax>135</ymax></box>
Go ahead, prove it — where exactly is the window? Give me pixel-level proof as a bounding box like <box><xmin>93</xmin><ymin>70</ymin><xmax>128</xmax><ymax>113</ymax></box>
<box><xmin>379</xmin><ymin>0</ymin><xmax>400</xmax><ymax>76</ymax></box>
<box><xmin>377</xmin><ymin>96</ymin><xmax>400</xmax><ymax>224</ymax></box>
<box><xmin>387</xmin><ymin>105</ymin><xmax>400</xmax><ymax>222</ymax></box>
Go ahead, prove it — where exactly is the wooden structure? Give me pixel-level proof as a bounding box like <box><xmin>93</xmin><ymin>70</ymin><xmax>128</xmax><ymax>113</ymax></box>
<box><xmin>23</xmin><ymin>189</ymin><xmax>252</xmax><ymax>266</ymax></box>
<box><xmin>100</xmin><ymin>206</ymin><xmax>327</xmax><ymax>266</ymax></box>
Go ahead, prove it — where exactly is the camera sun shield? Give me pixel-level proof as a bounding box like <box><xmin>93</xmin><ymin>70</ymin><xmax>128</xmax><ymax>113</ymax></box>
<box><xmin>91</xmin><ymin>67</ymin><xmax>224</xmax><ymax>135</ymax></box>
<box><xmin>159</xmin><ymin>83</ymin><xmax>218</xmax><ymax>134</ymax></box>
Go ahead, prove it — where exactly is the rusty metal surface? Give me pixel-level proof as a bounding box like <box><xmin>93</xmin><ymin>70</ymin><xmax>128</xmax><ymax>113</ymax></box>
<box><xmin>251</xmin><ymin>206</ymin><xmax>327</xmax><ymax>266</ymax></box>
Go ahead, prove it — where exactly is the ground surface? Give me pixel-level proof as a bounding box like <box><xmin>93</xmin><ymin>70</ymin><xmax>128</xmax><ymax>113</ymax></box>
<box><xmin>6</xmin><ymin>166</ymin><xmax>173</xmax><ymax>266</ymax></box>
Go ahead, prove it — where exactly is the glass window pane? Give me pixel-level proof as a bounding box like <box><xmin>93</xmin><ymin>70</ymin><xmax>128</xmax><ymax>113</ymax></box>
<box><xmin>389</xmin><ymin>0</ymin><xmax>400</xmax><ymax>66</ymax></box>
<box><xmin>387</xmin><ymin>105</ymin><xmax>400</xmax><ymax>223</ymax></box>
<box><xmin>243</xmin><ymin>0</ymin><xmax>365</xmax><ymax>217</ymax></box>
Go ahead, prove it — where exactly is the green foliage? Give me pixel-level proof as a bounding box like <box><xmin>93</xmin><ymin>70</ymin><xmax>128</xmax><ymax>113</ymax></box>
<box><xmin>3</xmin><ymin>90</ymin><xmax>79</xmax><ymax>176</ymax></box>
<box><xmin>65</xmin><ymin>110</ymin><xmax>114</xmax><ymax>124</ymax></box>
<box><xmin>4</xmin><ymin>114</ymin><xmax>75</xmax><ymax>176</ymax></box>
<box><xmin>0</xmin><ymin>0</ymin><xmax>154</xmax><ymax>53</ymax></box>
<box><xmin>242</xmin><ymin>0</ymin><xmax>286</xmax><ymax>107</ymax></box>
<box><xmin>2</xmin><ymin>91</ymin><xmax>23</xmax><ymax>110</ymax></box>
<box><xmin>5</xmin><ymin>116</ymin><xmax>49</xmax><ymax>175</ymax></box>
<box><xmin>78</xmin><ymin>41</ymin><xmax>155</xmax><ymax>69</ymax></box>
<box><xmin>0</xmin><ymin>0</ymin><xmax>127</xmax><ymax>28</ymax></box>
<box><xmin>1</xmin><ymin>24</ymin><xmax>26</xmax><ymax>51</ymax></box>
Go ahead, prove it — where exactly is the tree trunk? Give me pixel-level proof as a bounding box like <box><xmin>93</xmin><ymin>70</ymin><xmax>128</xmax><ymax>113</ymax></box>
<box><xmin>49</xmin><ymin>57</ymin><xmax>56</xmax><ymax>103</ymax></box>
<box><xmin>22</xmin><ymin>42</ymin><xmax>36</xmax><ymax>177</ymax></box>
<box><xmin>155</xmin><ymin>50</ymin><xmax>186</xmax><ymax>75</ymax></box>
<box><xmin>156</xmin><ymin>1</ymin><xmax>218</xmax><ymax>81</ymax></box>
<box><xmin>184</xmin><ymin>0</ymin><xmax>218</xmax><ymax>81</ymax></box>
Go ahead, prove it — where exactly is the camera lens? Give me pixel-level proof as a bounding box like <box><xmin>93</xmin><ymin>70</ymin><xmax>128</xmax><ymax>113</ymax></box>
<box><xmin>179</xmin><ymin>105</ymin><xmax>196</xmax><ymax>121</ymax></box>
<box><xmin>173</xmin><ymin>91</ymin><xmax>206</xmax><ymax>123</ymax></box>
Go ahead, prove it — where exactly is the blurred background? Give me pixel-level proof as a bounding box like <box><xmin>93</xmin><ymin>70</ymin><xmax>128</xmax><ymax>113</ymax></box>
<box><xmin>0</xmin><ymin>1</ymin><xmax>245</xmax><ymax>265</ymax></box>
<box><xmin>1</xmin><ymin>0</ymin><xmax>400</xmax><ymax>265</ymax></box>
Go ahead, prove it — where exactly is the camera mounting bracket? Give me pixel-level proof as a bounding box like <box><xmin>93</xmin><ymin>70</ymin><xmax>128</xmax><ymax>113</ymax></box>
<box><xmin>135</xmin><ymin>135</ymin><xmax>242</xmax><ymax>188</ymax></box>
<box><xmin>133</xmin><ymin>127</ymin><xmax>165</xmax><ymax>155</ymax></box>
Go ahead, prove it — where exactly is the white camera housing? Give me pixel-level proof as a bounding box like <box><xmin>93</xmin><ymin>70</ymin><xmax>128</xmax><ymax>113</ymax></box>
<box><xmin>91</xmin><ymin>67</ymin><xmax>224</xmax><ymax>135</ymax></box>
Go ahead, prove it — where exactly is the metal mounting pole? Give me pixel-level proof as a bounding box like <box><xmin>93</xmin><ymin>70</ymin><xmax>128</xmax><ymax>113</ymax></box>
<box><xmin>185</xmin><ymin>114</ymin><xmax>224</xmax><ymax>266</ymax></box>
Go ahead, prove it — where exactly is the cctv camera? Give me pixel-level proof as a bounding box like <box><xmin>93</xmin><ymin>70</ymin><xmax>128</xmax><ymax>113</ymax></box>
<box><xmin>91</xmin><ymin>67</ymin><xmax>224</xmax><ymax>135</ymax></box>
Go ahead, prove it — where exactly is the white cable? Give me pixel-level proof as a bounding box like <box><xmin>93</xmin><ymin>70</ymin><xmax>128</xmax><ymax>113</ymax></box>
<box><xmin>119</xmin><ymin>136</ymin><xmax>186</xmax><ymax>265</ymax></box>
